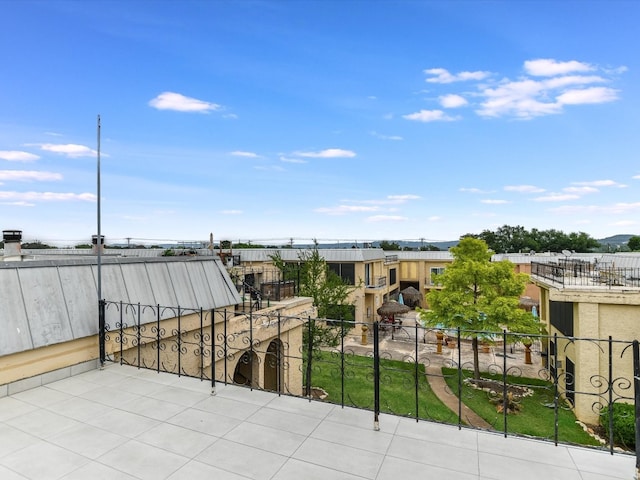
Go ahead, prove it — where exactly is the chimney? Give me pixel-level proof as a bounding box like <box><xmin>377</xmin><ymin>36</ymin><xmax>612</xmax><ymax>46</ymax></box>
<box><xmin>3</xmin><ymin>230</ymin><xmax>23</xmax><ymax>259</ymax></box>
<box><xmin>92</xmin><ymin>234</ymin><xmax>105</xmax><ymax>255</ymax></box>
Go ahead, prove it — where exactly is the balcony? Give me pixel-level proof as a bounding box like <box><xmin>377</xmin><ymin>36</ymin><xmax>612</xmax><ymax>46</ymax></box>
<box><xmin>365</xmin><ymin>276</ymin><xmax>387</xmax><ymax>290</ymax></box>
<box><xmin>532</xmin><ymin>260</ymin><xmax>640</xmax><ymax>289</ymax></box>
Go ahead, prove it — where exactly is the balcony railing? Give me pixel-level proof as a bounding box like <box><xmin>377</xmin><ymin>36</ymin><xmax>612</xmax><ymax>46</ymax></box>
<box><xmin>100</xmin><ymin>299</ymin><xmax>640</xmax><ymax>465</ymax></box>
<box><xmin>532</xmin><ymin>261</ymin><xmax>640</xmax><ymax>288</ymax></box>
<box><xmin>366</xmin><ymin>276</ymin><xmax>387</xmax><ymax>288</ymax></box>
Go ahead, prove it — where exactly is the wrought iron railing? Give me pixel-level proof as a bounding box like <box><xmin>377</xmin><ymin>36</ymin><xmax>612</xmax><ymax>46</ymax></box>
<box><xmin>532</xmin><ymin>261</ymin><xmax>640</xmax><ymax>288</ymax></box>
<box><xmin>99</xmin><ymin>300</ymin><xmax>638</xmax><ymax>467</ymax></box>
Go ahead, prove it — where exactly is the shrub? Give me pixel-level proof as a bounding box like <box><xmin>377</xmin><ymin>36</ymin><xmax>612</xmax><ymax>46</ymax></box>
<box><xmin>600</xmin><ymin>402</ymin><xmax>636</xmax><ymax>449</ymax></box>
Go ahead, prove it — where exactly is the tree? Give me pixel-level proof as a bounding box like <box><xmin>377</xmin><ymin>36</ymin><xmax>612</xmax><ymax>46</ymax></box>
<box><xmin>272</xmin><ymin>248</ymin><xmax>358</xmax><ymax>349</ymax></box>
<box><xmin>628</xmin><ymin>236</ymin><xmax>640</xmax><ymax>251</ymax></box>
<box><xmin>418</xmin><ymin>237</ymin><xmax>542</xmax><ymax>379</ymax></box>
<box><xmin>379</xmin><ymin>240</ymin><xmax>400</xmax><ymax>251</ymax></box>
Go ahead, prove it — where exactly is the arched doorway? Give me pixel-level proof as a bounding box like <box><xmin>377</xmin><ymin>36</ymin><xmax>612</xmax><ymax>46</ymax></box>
<box><xmin>264</xmin><ymin>340</ymin><xmax>283</xmax><ymax>392</ymax></box>
<box><xmin>233</xmin><ymin>350</ymin><xmax>258</xmax><ymax>386</ymax></box>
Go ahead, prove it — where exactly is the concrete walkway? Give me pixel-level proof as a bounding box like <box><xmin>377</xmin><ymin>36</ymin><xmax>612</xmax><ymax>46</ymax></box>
<box><xmin>424</xmin><ymin>365</ymin><xmax>493</xmax><ymax>429</ymax></box>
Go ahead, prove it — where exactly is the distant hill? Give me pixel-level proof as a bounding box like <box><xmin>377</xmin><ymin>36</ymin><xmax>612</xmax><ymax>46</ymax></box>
<box><xmin>596</xmin><ymin>234</ymin><xmax>637</xmax><ymax>251</ymax></box>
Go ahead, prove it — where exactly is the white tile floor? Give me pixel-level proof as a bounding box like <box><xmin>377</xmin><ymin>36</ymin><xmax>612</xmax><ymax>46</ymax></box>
<box><xmin>0</xmin><ymin>364</ymin><xmax>635</xmax><ymax>480</ymax></box>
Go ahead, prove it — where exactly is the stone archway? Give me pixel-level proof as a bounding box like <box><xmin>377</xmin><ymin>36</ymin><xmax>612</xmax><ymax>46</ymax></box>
<box><xmin>233</xmin><ymin>350</ymin><xmax>258</xmax><ymax>386</ymax></box>
<box><xmin>264</xmin><ymin>339</ymin><xmax>283</xmax><ymax>392</ymax></box>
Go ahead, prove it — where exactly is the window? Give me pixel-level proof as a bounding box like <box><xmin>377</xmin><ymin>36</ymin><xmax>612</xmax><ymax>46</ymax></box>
<box><xmin>430</xmin><ymin>267</ymin><xmax>445</xmax><ymax>285</ymax></box>
<box><xmin>389</xmin><ymin>268</ymin><xmax>397</xmax><ymax>286</ymax></box>
<box><xmin>550</xmin><ymin>301</ymin><xmax>573</xmax><ymax>336</ymax></box>
<box><xmin>327</xmin><ymin>263</ymin><xmax>356</xmax><ymax>285</ymax></box>
<box><xmin>364</xmin><ymin>263</ymin><xmax>371</xmax><ymax>286</ymax></box>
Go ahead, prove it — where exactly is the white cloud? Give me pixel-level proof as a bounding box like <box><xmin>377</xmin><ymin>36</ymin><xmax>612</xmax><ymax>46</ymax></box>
<box><xmin>149</xmin><ymin>92</ymin><xmax>221</xmax><ymax>113</ymax></box>
<box><xmin>0</xmin><ymin>151</ymin><xmax>40</xmax><ymax>162</ymax></box>
<box><xmin>633</xmin><ymin>175</ymin><xmax>640</xmax><ymax>179</ymax></box>
<box><xmin>524</xmin><ymin>59</ymin><xmax>594</xmax><ymax>77</ymax></box>
<box><xmin>557</xmin><ymin>87</ymin><xmax>619</xmax><ymax>105</ymax></box>
<box><xmin>370</xmin><ymin>131</ymin><xmax>403</xmax><ymax>141</ymax></box>
<box><xmin>460</xmin><ymin>187</ymin><xmax>494</xmax><ymax>194</ymax></box>
<box><xmin>403</xmin><ymin>109</ymin><xmax>457</xmax><ymax>122</ymax></box>
<box><xmin>550</xmin><ymin>202</ymin><xmax>640</xmax><ymax>215</ymax></box>
<box><xmin>39</xmin><ymin>143</ymin><xmax>97</xmax><ymax>158</ymax></box>
<box><xmin>424</xmin><ymin>68</ymin><xmax>491</xmax><ymax>84</ymax></box>
<box><xmin>279</xmin><ymin>156</ymin><xmax>307</xmax><ymax>164</ymax></box>
<box><xmin>428</xmin><ymin>216</ymin><xmax>441</xmax><ymax>221</ymax></box>
<box><xmin>542</xmin><ymin>75</ymin><xmax>605</xmax><ymax>89</ymax></box>
<box><xmin>563</xmin><ymin>186</ymin><xmax>599</xmax><ymax>194</ymax></box>
<box><xmin>294</xmin><ymin>148</ymin><xmax>356</xmax><ymax>158</ymax></box>
<box><xmin>254</xmin><ymin>165</ymin><xmax>285</xmax><ymax>171</ymax></box>
<box><xmin>0</xmin><ymin>170</ymin><xmax>63</xmax><ymax>182</ymax></box>
<box><xmin>534</xmin><ymin>193</ymin><xmax>580</xmax><ymax>202</ymax></box>
<box><xmin>230</xmin><ymin>151</ymin><xmax>259</xmax><ymax>158</ymax></box>
<box><xmin>0</xmin><ymin>191</ymin><xmax>96</xmax><ymax>202</ymax></box>
<box><xmin>572</xmin><ymin>179</ymin><xmax>623</xmax><ymax>187</ymax></box>
<box><xmin>315</xmin><ymin>205</ymin><xmax>379</xmax><ymax>215</ymax></box>
<box><xmin>439</xmin><ymin>94</ymin><xmax>468</xmax><ymax>108</ymax></box>
<box><xmin>365</xmin><ymin>215</ymin><xmax>408</xmax><ymax>222</ymax></box>
<box><xmin>481</xmin><ymin>199</ymin><xmax>509</xmax><ymax>204</ymax></box>
<box><xmin>0</xmin><ymin>201</ymin><xmax>35</xmax><ymax>207</ymax></box>
<box><xmin>610</xmin><ymin>220</ymin><xmax>637</xmax><ymax>227</ymax></box>
<box><xmin>386</xmin><ymin>194</ymin><xmax>421</xmax><ymax>203</ymax></box>
<box><xmin>504</xmin><ymin>185</ymin><xmax>545</xmax><ymax>193</ymax></box>
<box><xmin>477</xmin><ymin>79</ymin><xmax>563</xmax><ymax>118</ymax></box>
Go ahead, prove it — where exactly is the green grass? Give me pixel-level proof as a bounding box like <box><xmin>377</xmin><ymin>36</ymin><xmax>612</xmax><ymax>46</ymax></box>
<box><xmin>442</xmin><ymin>368</ymin><xmax>601</xmax><ymax>446</ymax></box>
<box><xmin>304</xmin><ymin>351</ymin><xmax>601</xmax><ymax>447</ymax></box>
<box><xmin>306</xmin><ymin>350</ymin><xmax>458</xmax><ymax>424</ymax></box>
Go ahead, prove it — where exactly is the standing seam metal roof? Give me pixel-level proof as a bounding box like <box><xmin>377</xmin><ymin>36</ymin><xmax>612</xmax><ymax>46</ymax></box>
<box><xmin>0</xmin><ymin>257</ymin><xmax>240</xmax><ymax>356</ymax></box>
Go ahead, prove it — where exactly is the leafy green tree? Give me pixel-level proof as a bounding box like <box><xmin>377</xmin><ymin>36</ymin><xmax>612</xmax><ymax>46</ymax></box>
<box><xmin>273</xmin><ymin>248</ymin><xmax>358</xmax><ymax>349</ymax></box>
<box><xmin>379</xmin><ymin>240</ymin><xmax>400</xmax><ymax>251</ymax></box>
<box><xmin>75</xmin><ymin>244</ymin><xmax>92</xmax><ymax>249</ymax></box>
<box><xmin>418</xmin><ymin>237</ymin><xmax>541</xmax><ymax>379</ymax></box>
<box><xmin>22</xmin><ymin>241</ymin><xmax>56</xmax><ymax>249</ymax></box>
<box><xmin>628</xmin><ymin>236</ymin><xmax>640</xmax><ymax>251</ymax></box>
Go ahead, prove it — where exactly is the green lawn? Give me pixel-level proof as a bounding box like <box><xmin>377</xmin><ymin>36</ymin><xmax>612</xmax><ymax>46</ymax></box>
<box><xmin>307</xmin><ymin>350</ymin><xmax>458</xmax><ymax>424</ymax></box>
<box><xmin>304</xmin><ymin>351</ymin><xmax>600</xmax><ymax>447</ymax></box>
<box><xmin>442</xmin><ymin>367</ymin><xmax>601</xmax><ymax>446</ymax></box>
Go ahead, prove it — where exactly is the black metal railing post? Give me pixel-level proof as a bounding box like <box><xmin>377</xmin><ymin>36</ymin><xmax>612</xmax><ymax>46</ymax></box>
<box><xmin>502</xmin><ymin>329</ymin><xmax>508</xmax><ymax>437</ymax></box>
<box><xmin>223</xmin><ymin>309</ymin><xmax>228</xmax><ymax>384</ymax></box>
<box><xmin>211</xmin><ymin>309</ymin><xmax>216</xmax><ymax>393</ymax></box>
<box><xmin>136</xmin><ymin>303</ymin><xmax>141</xmax><ymax>369</ymax></box>
<box><xmin>414</xmin><ymin>320</ymin><xmax>419</xmax><ymax>421</ymax></box>
<box><xmin>249</xmin><ymin>308</ymin><xmax>254</xmax><ymax>391</ymax></box>
<box><xmin>156</xmin><ymin>304</ymin><xmax>161</xmax><ymax>373</ymax></box>
<box><xmin>198</xmin><ymin>307</ymin><xmax>204</xmax><ymax>380</ymax></box>
<box><xmin>373</xmin><ymin>320</ymin><xmax>380</xmax><ymax>431</ymax></box>
<box><xmin>457</xmin><ymin>327</ymin><xmax>462</xmax><ymax>429</ymax></box>
<box><xmin>119</xmin><ymin>301</ymin><xmax>124</xmax><ymax>364</ymax></box>
<box><xmin>633</xmin><ymin>340</ymin><xmax>640</xmax><ymax>478</ymax></box>
<box><xmin>277</xmin><ymin>311</ymin><xmax>282</xmax><ymax>396</ymax></box>
<box><xmin>553</xmin><ymin>333</ymin><xmax>559</xmax><ymax>446</ymax></box>
<box><xmin>608</xmin><ymin>335</ymin><xmax>614</xmax><ymax>455</ymax></box>
<box><xmin>98</xmin><ymin>299</ymin><xmax>106</xmax><ymax>367</ymax></box>
<box><xmin>341</xmin><ymin>317</ymin><xmax>345</xmax><ymax>407</ymax></box>
<box><xmin>305</xmin><ymin>316</ymin><xmax>313</xmax><ymax>398</ymax></box>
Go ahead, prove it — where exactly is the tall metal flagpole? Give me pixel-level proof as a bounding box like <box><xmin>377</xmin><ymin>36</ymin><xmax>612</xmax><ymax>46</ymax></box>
<box><xmin>97</xmin><ymin>115</ymin><xmax>102</xmax><ymax>302</ymax></box>
<box><xmin>97</xmin><ymin>115</ymin><xmax>104</xmax><ymax>366</ymax></box>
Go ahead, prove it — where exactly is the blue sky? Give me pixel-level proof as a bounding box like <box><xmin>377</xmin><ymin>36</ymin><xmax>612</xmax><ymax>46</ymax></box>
<box><xmin>1</xmin><ymin>1</ymin><xmax>638</xmax><ymax>246</ymax></box>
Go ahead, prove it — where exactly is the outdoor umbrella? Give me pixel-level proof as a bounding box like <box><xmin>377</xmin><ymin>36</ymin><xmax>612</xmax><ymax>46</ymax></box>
<box><xmin>518</xmin><ymin>296</ymin><xmax>539</xmax><ymax>312</ymax></box>
<box><xmin>376</xmin><ymin>300</ymin><xmax>410</xmax><ymax>322</ymax></box>
<box><xmin>400</xmin><ymin>286</ymin><xmax>422</xmax><ymax>307</ymax></box>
